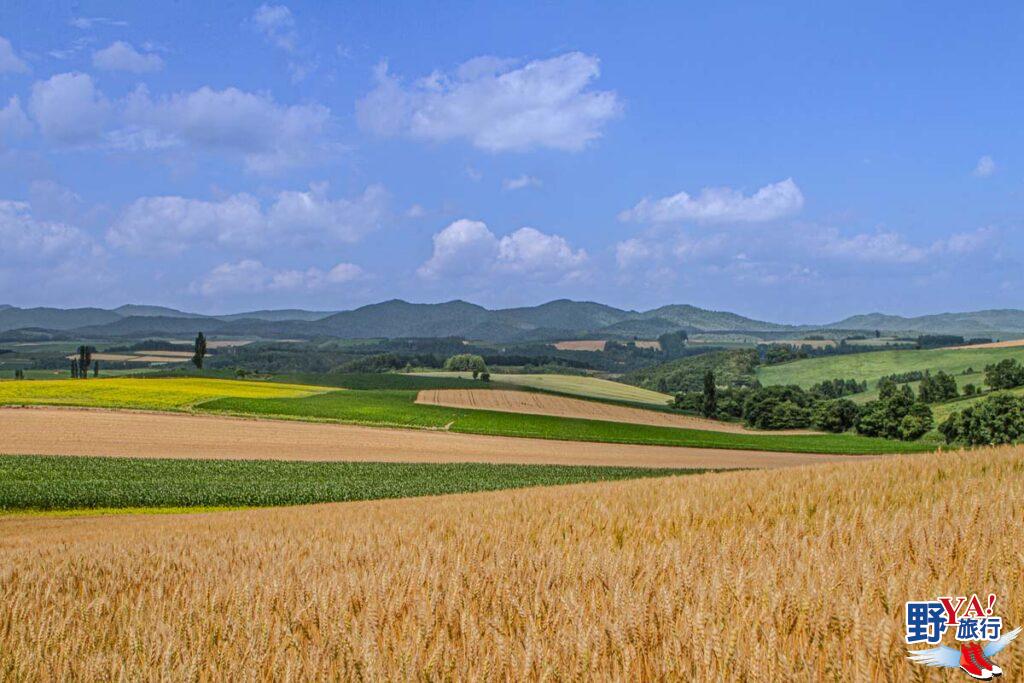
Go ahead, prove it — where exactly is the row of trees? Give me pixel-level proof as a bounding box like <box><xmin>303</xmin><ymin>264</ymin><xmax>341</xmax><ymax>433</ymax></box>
<box><xmin>678</xmin><ymin>372</ymin><xmax>933</xmax><ymax>440</ymax></box>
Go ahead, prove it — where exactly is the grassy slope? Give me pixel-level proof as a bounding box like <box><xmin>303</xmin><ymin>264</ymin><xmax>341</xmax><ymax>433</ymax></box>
<box><xmin>419</xmin><ymin>371</ymin><xmax>672</xmax><ymax>406</ymax></box>
<box><xmin>0</xmin><ymin>455</ymin><xmax>697</xmax><ymax>512</ymax></box>
<box><xmin>756</xmin><ymin>346</ymin><xmax>1024</xmax><ymax>390</ymax></box>
<box><xmin>200</xmin><ymin>389</ymin><xmax>930</xmax><ymax>454</ymax></box>
<box><xmin>0</xmin><ymin>377</ymin><xmax>324</xmax><ymax>410</ymax></box>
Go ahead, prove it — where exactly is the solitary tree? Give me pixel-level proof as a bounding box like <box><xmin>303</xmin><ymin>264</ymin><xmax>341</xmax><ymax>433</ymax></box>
<box><xmin>192</xmin><ymin>332</ymin><xmax>207</xmax><ymax>370</ymax></box>
<box><xmin>701</xmin><ymin>370</ymin><xmax>718</xmax><ymax>418</ymax></box>
<box><xmin>77</xmin><ymin>345</ymin><xmax>93</xmax><ymax>379</ymax></box>
<box><xmin>70</xmin><ymin>359</ymin><xmax>79</xmax><ymax>379</ymax></box>
<box><xmin>93</xmin><ymin>360</ymin><xmax>99</xmax><ymax>377</ymax></box>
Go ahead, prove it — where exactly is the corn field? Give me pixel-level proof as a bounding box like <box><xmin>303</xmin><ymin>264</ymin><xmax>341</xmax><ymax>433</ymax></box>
<box><xmin>2</xmin><ymin>447</ymin><xmax>1022</xmax><ymax>681</ymax></box>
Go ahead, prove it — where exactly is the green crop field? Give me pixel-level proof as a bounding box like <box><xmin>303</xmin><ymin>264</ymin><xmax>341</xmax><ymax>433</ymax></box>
<box><xmin>0</xmin><ymin>455</ymin><xmax>698</xmax><ymax>513</ymax></box>
<box><xmin>200</xmin><ymin>389</ymin><xmax>930</xmax><ymax>454</ymax></box>
<box><xmin>419</xmin><ymin>371</ymin><xmax>672</xmax><ymax>406</ymax></box>
<box><xmin>0</xmin><ymin>377</ymin><xmax>326</xmax><ymax>410</ymax></box>
<box><xmin>272</xmin><ymin>372</ymin><xmax>490</xmax><ymax>391</ymax></box>
<box><xmin>756</xmin><ymin>346</ymin><xmax>1024</xmax><ymax>390</ymax></box>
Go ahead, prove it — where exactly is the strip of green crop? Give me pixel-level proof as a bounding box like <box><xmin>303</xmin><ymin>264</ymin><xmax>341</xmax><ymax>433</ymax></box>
<box><xmin>199</xmin><ymin>390</ymin><xmax>933</xmax><ymax>455</ymax></box>
<box><xmin>0</xmin><ymin>455</ymin><xmax>700</xmax><ymax>513</ymax></box>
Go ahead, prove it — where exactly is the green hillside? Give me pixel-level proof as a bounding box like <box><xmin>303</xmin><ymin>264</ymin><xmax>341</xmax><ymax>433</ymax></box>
<box><xmin>757</xmin><ymin>346</ymin><xmax>1024</xmax><ymax>390</ymax></box>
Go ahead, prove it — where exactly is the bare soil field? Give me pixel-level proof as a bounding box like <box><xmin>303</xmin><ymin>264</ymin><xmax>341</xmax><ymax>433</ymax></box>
<box><xmin>0</xmin><ymin>448</ymin><xmax>1016</xmax><ymax>680</ymax></box>
<box><xmin>633</xmin><ymin>339</ymin><xmax>662</xmax><ymax>350</ymax></box>
<box><xmin>553</xmin><ymin>340</ymin><xmax>607</xmax><ymax>351</ymax></box>
<box><xmin>416</xmin><ymin>388</ymin><xmax>816</xmax><ymax>434</ymax></box>
<box><xmin>0</xmin><ymin>407</ymin><xmax>856</xmax><ymax>469</ymax></box>
<box><xmin>956</xmin><ymin>338</ymin><xmax>1024</xmax><ymax>350</ymax></box>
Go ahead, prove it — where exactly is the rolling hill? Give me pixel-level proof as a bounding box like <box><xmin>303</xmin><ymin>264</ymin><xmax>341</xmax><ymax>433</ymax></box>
<box><xmin>4</xmin><ymin>299</ymin><xmax>1024</xmax><ymax>342</ymax></box>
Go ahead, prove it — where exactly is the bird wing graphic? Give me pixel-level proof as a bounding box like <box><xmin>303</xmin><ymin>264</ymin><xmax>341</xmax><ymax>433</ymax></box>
<box><xmin>984</xmin><ymin>627</ymin><xmax>1022</xmax><ymax>658</ymax></box>
<box><xmin>907</xmin><ymin>645</ymin><xmax>960</xmax><ymax>668</ymax></box>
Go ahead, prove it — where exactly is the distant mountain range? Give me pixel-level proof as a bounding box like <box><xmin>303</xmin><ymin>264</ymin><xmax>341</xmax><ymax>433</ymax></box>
<box><xmin>2</xmin><ymin>300</ymin><xmax>1024</xmax><ymax>342</ymax></box>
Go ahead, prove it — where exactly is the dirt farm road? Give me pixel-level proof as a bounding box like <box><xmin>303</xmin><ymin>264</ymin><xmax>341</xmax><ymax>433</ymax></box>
<box><xmin>0</xmin><ymin>407</ymin><xmax>866</xmax><ymax>470</ymax></box>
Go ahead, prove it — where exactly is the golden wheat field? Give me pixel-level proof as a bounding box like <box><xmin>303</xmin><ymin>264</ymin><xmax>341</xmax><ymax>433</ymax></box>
<box><xmin>2</xmin><ymin>448</ymin><xmax>1021</xmax><ymax>680</ymax></box>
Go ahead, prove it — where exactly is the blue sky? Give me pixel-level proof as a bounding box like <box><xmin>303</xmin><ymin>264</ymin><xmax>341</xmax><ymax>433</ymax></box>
<box><xmin>0</xmin><ymin>1</ymin><xmax>1021</xmax><ymax>323</ymax></box>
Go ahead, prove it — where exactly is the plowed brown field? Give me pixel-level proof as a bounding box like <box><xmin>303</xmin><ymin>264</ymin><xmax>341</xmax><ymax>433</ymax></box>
<box><xmin>416</xmin><ymin>388</ymin><xmax>816</xmax><ymax>434</ymax></box>
<box><xmin>0</xmin><ymin>407</ymin><xmax>854</xmax><ymax>469</ymax></box>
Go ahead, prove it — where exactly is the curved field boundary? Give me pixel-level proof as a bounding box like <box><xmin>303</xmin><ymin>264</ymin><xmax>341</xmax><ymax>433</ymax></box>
<box><xmin>0</xmin><ymin>407</ymin><xmax>865</xmax><ymax>470</ymax></box>
<box><xmin>416</xmin><ymin>388</ymin><xmax>816</xmax><ymax>435</ymax></box>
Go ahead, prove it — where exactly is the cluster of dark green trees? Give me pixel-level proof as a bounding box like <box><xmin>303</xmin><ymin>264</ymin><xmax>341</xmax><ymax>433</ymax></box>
<box><xmin>808</xmin><ymin>378</ymin><xmax>867</xmax><ymax>399</ymax></box>
<box><xmin>984</xmin><ymin>358</ymin><xmax>1024</xmax><ymax>390</ymax></box>
<box><xmin>940</xmin><ymin>393</ymin><xmax>1024</xmax><ymax>445</ymax></box>
<box><xmin>12</xmin><ymin>369</ymin><xmax>25</xmax><ymax>380</ymax></box>
<box><xmin>675</xmin><ymin>372</ymin><xmax>933</xmax><ymax>440</ymax></box>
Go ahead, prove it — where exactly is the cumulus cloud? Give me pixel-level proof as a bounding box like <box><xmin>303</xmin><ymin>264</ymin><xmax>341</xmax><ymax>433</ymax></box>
<box><xmin>502</xmin><ymin>174</ymin><xmax>542</xmax><ymax>191</ymax></box>
<box><xmin>190</xmin><ymin>259</ymin><xmax>363</xmax><ymax>296</ymax></box>
<box><xmin>29</xmin><ymin>72</ymin><xmax>111</xmax><ymax>145</ymax></box>
<box><xmin>357</xmin><ymin>52</ymin><xmax>622</xmax><ymax>152</ymax></box>
<box><xmin>619</xmin><ymin>178</ymin><xmax>804</xmax><ymax>224</ymax></box>
<box><xmin>250</xmin><ymin>4</ymin><xmax>297</xmax><ymax>51</ymax></box>
<box><xmin>973</xmin><ymin>155</ymin><xmax>996</xmax><ymax>178</ymax></box>
<box><xmin>92</xmin><ymin>41</ymin><xmax>164</xmax><ymax>73</ymax></box>
<box><xmin>0</xmin><ymin>37</ymin><xmax>29</xmax><ymax>74</ymax></box>
<box><xmin>0</xmin><ymin>96</ymin><xmax>32</xmax><ymax>142</ymax></box>
<box><xmin>107</xmin><ymin>184</ymin><xmax>388</xmax><ymax>254</ymax></box>
<box><xmin>267</xmin><ymin>184</ymin><xmax>388</xmax><ymax>244</ymax></box>
<box><xmin>418</xmin><ymin>219</ymin><xmax>587</xmax><ymax>280</ymax></box>
<box><xmin>121</xmin><ymin>84</ymin><xmax>332</xmax><ymax>171</ymax></box>
<box><xmin>0</xmin><ymin>200</ymin><xmax>92</xmax><ymax>261</ymax></box>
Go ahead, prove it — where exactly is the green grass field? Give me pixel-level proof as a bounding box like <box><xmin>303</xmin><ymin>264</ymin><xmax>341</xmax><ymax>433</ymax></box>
<box><xmin>200</xmin><ymin>389</ymin><xmax>931</xmax><ymax>454</ymax></box>
<box><xmin>756</xmin><ymin>346</ymin><xmax>1024</xmax><ymax>390</ymax></box>
<box><xmin>0</xmin><ymin>377</ymin><xmax>325</xmax><ymax>409</ymax></box>
<box><xmin>0</xmin><ymin>455</ymin><xmax>697</xmax><ymax>512</ymax></box>
<box><xmin>419</xmin><ymin>371</ymin><xmax>673</xmax><ymax>406</ymax></box>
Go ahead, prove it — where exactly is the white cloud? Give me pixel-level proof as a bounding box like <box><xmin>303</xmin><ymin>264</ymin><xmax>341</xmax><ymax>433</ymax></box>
<box><xmin>122</xmin><ymin>85</ymin><xmax>332</xmax><ymax>172</ymax></box>
<box><xmin>357</xmin><ymin>52</ymin><xmax>622</xmax><ymax>152</ymax></box>
<box><xmin>497</xmin><ymin>227</ymin><xmax>587</xmax><ymax>274</ymax></box>
<box><xmin>0</xmin><ymin>200</ymin><xmax>91</xmax><ymax>261</ymax></box>
<box><xmin>267</xmin><ymin>183</ymin><xmax>389</xmax><ymax>244</ymax></box>
<box><xmin>250</xmin><ymin>4</ymin><xmax>297</xmax><ymax>51</ymax></box>
<box><xmin>0</xmin><ymin>37</ymin><xmax>29</xmax><ymax>74</ymax></box>
<box><xmin>973</xmin><ymin>155</ymin><xmax>996</xmax><ymax>178</ymax></box>
<box><xmin>502</xmin><ymin>174</ymin><xmax>542</xmax><ymax>191</ymax></box>
<box><xmin>812</xmin><ymin>229</ymin><xmax>927</xmax><ymax>264</ymax></box>
<box><xmin>29</xmin><ymin>72</ymin><xmax>110</xmax><ymax>145</ymax></box>
<box><xmin>418</xmin><ymin>219</ymin><xmax>587</xmax><ymax>280</ymax></box>
<box><xmin>619</xmin><ymin>178</ymin><xmax>804</xmax><ymax>224</ymax></box>
<box><xmin>405</xmin><ymin>204</ymin><xmax>426</xmax><ymax>218</ymax></box>
<box><xmin>92</xmin><ymin>41</ymin><xmax>164</xmax><ymax>73</ymax></box>
<box><xmin>107</xmin><ymin>184</ymin><xmax>388</xmax><ymax>254</ymax></box>
<box><xmin>190</xmin><ymin>259</ymin><xmax>363</xmax><ymax>296</ymax></box>
<box><xmin>934</xmin><ymin>226</ymin><xmax>996</xmax><ymax>255</ymax></box>
<box><xmin>615</xmin><ymin>238</ymin><xmax>653</xmax><ymax>270</ymax></box>
<box><xmin>417</xmin><ymin>219</ymin><xmax>497</xmax><ymax>279</ymax></box>
<box><xmin>108</xmin><ymin>193</ymin><xmax>267</xmax><ymax>254</ymax></box>
<box><xmin>69</xmin><ymin>17</ymin><xmax>128</xmax><ymax>29</ymax></box>
<box><xmin>0</xmin><ymin>96</ymin><xmax>32</xmax><ymax>141</ymax></box>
